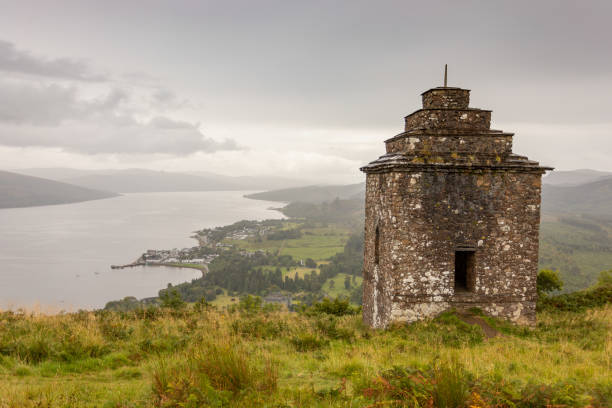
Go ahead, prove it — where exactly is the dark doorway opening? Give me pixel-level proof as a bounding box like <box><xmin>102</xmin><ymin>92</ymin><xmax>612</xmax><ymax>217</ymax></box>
<box><xmin>455</xmin><ymin>250</ymin><xmax>475</xmax><ymax>291</ymax></box>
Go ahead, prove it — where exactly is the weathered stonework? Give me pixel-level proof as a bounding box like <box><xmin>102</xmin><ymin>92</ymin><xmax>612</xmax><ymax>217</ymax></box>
<box><xmin>361</xmin><ymin>83</ymin><xmax>552</xmax><ymax>329</ymax></box>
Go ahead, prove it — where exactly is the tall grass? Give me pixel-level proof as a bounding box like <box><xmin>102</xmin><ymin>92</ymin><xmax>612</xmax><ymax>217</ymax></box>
<box><xmin>151</xmin><ymin>338</ymin><xmax>277</xmax><ymax>407</ymax></box>
<box><xmin>0</xmin><ymin>304</ymin><xmax>610</xmax><ymax>407</ymax></box>
<box><xmin>431</xmin><ymin>358</ymin><xmax>470</xmax><ymax>408</ymax></box>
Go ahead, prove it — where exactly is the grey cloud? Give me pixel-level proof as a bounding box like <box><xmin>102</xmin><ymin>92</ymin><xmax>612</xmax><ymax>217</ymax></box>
<box><xmin>149</xmin><ymin>116</ymin><xmax>197</xmax><ymax>130</ymax></box>
<box><xmin>0</xmin><ymin>82</ymin><xmax>79</xmax><ymax>125</ymax></box>
<box><xmin>0</xmin><ymin>115</ymin><xmax>242</xmax><ymax>155</ymax></box>
<box><xmin>0</xmin><ymin>40</ymin><xmax>106</xmax><ymax>81</ymax></box>
<box><xmin>152</xmin><ymin>88</ymin><xmax>176</xmax><ymax>104</ymax></box>
<box><xmin>0</xmin><ymin>1</ymin><xmax>610</xmax><ymax>174</ymax></box>
<box><xmin>0</xmin><ymin>81</ymin><xmax>240</xmax><ymax>155</ymax></box>
<box><xmin>92</xmin><ymin>89</ymin><xmax>128</xmax><ymax>112</ymax></box>
<box><xmin>2</xmin><ymin>2</ymin><xmax>612</xmax><ymax>128</ymax></box>
<box><xmin>150</xmin><ymin>88</ymin><xmax>188</xmax><ymax>110</ymax></box>
<box><xmin>0</xmin><ymin>81</ymin><xmax>125</xmax><ymax>125</ymax></box>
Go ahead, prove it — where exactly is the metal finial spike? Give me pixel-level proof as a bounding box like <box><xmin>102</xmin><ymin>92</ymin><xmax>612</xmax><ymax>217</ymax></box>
<box><xmin>444</xmin><ymin>64</ymin><xmax>447</xmax><ymax>87</ymax></box>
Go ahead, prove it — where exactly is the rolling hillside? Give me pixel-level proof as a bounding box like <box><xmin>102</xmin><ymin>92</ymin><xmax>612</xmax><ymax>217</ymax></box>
<box><xmin>245</xmin><ymin>183</ymin><xmax>365</xmax><ymax>203</ymax></box>
<box><xmin>14</xmin><ymin>168</ymin><xmax>307</xmax><ymax>193</ymax></box>
<box><xmin>542</xmin><ymin>177</ymin><xmax>612</xmax><ymax>217</ymax></box>
<box><xmin>249</xmin><ymin>171</ymin><xmax>612</xmax><ymax>291</ymax></box>
<box><xmin>542</xmin><ymin>169</ymin><xmax>612</xmax><ymax>186</ymax></box>
<box><xmin>0</xmin><ymin>170</ymin><xmax>118</xmax><ymax>209</ymax></box>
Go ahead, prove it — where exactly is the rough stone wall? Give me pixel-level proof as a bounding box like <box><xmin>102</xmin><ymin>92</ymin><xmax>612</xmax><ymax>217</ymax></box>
<box><xmin>363</xmin><ymin>169</ymin><xmax>542</xmax><ymax>328</ymax></box>
<box><xmin>422</xmin><ymin>88</ymin><xmax>470</xmax><ymax>109</ymax></box>
<box><xmin>385</xmin><ymin>133</ymin><xmax>513</xmax><ymax>157</ymax></box>
<box><xmin>361</xmin><ymin>85</ymin><xmax>550</xmax><ymax>329</ymax></box>
<box><xmin>404</xmin><ymin>109</ymin><xmax>491</xmax><ymax>131</ymax></box>
<box><xmin>362</xmin><ymin>172</ymin><xmax>395</xmax><ymax>328</ymax></box>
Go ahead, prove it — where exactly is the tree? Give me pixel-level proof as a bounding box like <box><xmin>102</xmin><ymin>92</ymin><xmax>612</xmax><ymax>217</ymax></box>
<box><xmin>596</xmin><ymin>270</ymin><xmax>612</xmax><ymax>288</ymax></box>
<box><xmin>350</xmin><ymin>284</ymin><xmax>363</xmax><ymax>305</ymax></box>
<box><xmin>305</xmin><ymin>258</ymin><xmax>317</xmax><ymax>268</ymax></box>
<box><xmin>160</xmin><ymin>289</ymin><xmax>185</xmax><ymax>309</ymax></box>
<box><xmin>537</xmin><ymin>269</ymin><xmax>563</xmax><ymax>297</ymax></box>
<box><xmin>344</xmin><ymin>275</ymin><xmax>351</xmax><ymax>289</ymax></box>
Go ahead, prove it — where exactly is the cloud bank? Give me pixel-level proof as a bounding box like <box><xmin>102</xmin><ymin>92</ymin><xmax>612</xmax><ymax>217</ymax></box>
<box><xmin>0</xmin><ymin>40</ymin><xmax>106</xmax><ymax>81</ymax></box>
<box><xmin>0</xmin><ymin>41</ymin><xmax>240</xmax><ymax>155</ymax></box>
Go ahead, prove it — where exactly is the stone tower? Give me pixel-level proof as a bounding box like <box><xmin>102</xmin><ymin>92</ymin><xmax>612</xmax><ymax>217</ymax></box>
<box><xmin>360</xmin><ymin>75</ymin><xmax>552</xmax><ymax>328</ymax></box>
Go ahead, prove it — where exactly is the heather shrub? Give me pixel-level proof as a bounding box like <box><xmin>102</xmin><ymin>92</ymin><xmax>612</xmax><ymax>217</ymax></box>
<box><xmin>290</xmin><ymin>332</ymin><xmax>328</xmax><ymax>351</ymax></box>
<box><xmin>314</xmin><ymin>315</ymin><xmax>356</xmax><ymax>342</ymax></box>
<box><xmin>540</xmin><ymin>285</ymin><xmax>612</xmax><ymax>312</ymax></box>
<box><xmin>397</xmin><ymin>311</ymin><xmax>484</xmax><ymax>347</ymax></box>
<box><xmin>302</xmin><ymin>297</ymin><xmax>360</xmax><ymax>317</ymax></box>
<box><xmin>230</xmin><ymin>315</ymin><xmax>288</xmax><ymax>339</ymax></box>
<box><xmin>356</xmin><ymin>365</ymin><xmax>433</xmax><ymax>406</ymax></box>
<box><xmin>151</xmin><ymin>339</ymin><xmax>277</xmax><ymax>407</ymax></box>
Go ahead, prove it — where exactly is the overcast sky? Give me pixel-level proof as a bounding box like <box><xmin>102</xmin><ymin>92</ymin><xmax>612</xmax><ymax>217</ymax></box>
<box><xmin>0</xmin><ymin>0</ymin><xmax>610</xmax><ymax>183</ymax></box>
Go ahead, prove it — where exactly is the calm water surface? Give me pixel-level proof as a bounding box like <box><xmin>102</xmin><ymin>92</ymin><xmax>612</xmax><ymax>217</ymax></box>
<box><xmin>0</xmin><ymin>191</ymin><xmax>282</xmax><ymax>311</ymax></box>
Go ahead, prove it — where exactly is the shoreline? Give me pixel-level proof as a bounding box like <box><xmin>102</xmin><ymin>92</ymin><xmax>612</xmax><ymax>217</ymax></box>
<box><xmin>112</xmin><ymin>261</ymin><xmax>208</xmax><ymax>277</ymax></box>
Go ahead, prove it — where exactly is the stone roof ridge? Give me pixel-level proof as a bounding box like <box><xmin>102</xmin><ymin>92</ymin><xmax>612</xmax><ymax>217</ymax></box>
<box><xmin>420</xmin><ymin>86</ymin><xmax>470</xmax><ymax>95</ymax></box>
<box><xmin>360</xmin><ymin>81</ymin><xmax>554</xmax><ymax>174</ymax></box>
<box><xmin>404</xmin><ymin>107</ymin><xmax>492</xmax><ymax>116</ymax></box>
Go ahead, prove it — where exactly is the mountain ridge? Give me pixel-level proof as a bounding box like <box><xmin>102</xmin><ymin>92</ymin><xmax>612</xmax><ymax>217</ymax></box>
<box><xmin>0</xmin><ymin>170</ymin><xmax>119</xmax><ymax>209</ymax></box>
<box><xmin>13</xmin><ymin>168</ymin><xmax>311</xmax><ymax>193</ymax></box>
<box><xmin>245</xmin><ymin>183</ymin><xmax>365</xmax><ymax>203</ymax></box>
<box><xmin>542</xmin><ymin>169</ymin><xmax>612</xmax><ymax>186</ymax></box>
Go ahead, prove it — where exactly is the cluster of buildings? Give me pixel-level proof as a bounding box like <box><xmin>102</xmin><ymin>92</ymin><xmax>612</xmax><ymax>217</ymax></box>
<box><xmin>142</xmin><ymin>248</ymin><xmax>218</xmax><ymax>265</ymax></box>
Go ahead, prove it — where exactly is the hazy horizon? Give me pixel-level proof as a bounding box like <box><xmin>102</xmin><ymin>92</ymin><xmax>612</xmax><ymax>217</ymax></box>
<box><xmin>1</xmin><ymin>1</ymin><xmax>611</xmax><ymax>184</ymax></box>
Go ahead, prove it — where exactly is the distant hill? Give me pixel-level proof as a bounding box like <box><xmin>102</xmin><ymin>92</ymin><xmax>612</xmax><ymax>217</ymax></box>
<box><xmin>0</xmin><ymin>170</ymin><xmax>118</xmax><ymax>209</ymax></box>
<box><xmin>246</xmin><ymin>170</ymin><xmax>612</xmax><ymax>214</ymax></box>
<box><xmin>543</xmin><ymin>169</ymin><xmax>612</xmax><ymax>186</ymax></box>
<box><xmin>13</xmin><ymin>168</ymin><xmax>308</xmax><ymax>193</ymax></box>
<box><xmin>542</xmin><ymin>177</ymin><xmax>612</xmax><ymax>217</ymax></box>
<box><xmin>188</xmin><ymin>171</ymin><xmax>306</xmax><ymax>190</ymax></box>
<box><xmin>247</xmin><ymin>170</ymin><xmax>612</xmax><ymax>292</ymax></box>
<box><xmin>539</xmin><ymin>177</ymin><xmax>612</xmax><ymax>291</ymax></box>
<box><xmin>245</xmin><ymin>183</ymin><xmax>365</xmax><ymax>203</ymax></box>
<box><xmin>13</xmin><ymin>168</ymin><xmax>110</xmax><ymax>181</ymax></box>
<box><xmin>62</xmin><ymin>169</ymin><xmax>243</xmax><ymax>193</ymax></box>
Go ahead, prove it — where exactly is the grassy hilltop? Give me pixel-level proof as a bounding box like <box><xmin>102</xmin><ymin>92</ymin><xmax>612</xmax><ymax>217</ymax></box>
<box><xmin>3</xmin><ymin>175</ymin><xmax>612</xmax><ymax>407</ymax></box>
<box><xmin>0</xmin><ymin>294</ymin><xmax>611</xmax><ymax>407</ymax></box>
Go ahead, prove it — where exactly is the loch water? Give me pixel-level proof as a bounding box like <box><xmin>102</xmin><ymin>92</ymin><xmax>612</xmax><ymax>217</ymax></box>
<box><xmin>0</xmin><ymin>191</ymin><xmax>282</xmax><ymax>311</ymax></box>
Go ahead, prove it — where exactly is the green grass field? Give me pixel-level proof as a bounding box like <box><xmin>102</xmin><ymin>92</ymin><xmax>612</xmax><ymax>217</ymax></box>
<box><xmin>209</xmin><ymin>289</ymin><xmax>240</xmax><ymax>308</ymax></box>
<box><xmin>282</xmin><ymin>266</ymin><xmax>320</xmax><ymax>279</ymax></box>
<box><xmin>279</xmin><ymin>232</ymin><xmax>347</xmax><ymax>260</ymax></box>
<box><xmin>0</xmin><ymin>304</ymin><xmax>610</xmax><ymax>407</ymax></box>
<box><xmin>226</xmin><ymin>223</ymin><xmax>350</xmax><ymax>262</ymax></box>
<box><xmin>322</xmin><ymin>273</ymin><xmax>363</xmax><ymax>298</ymax></box>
